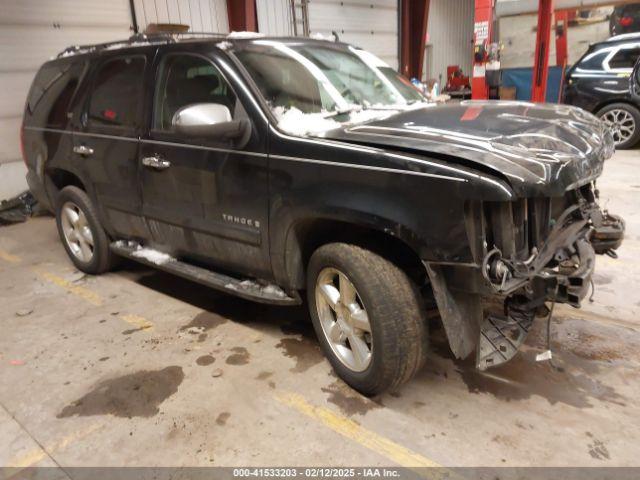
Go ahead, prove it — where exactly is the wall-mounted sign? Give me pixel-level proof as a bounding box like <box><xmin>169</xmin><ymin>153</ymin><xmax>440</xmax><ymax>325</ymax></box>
<box><xmin>474</xmin><ymin>20</ymin><xmax>489</xmax><ymax>44</ymax></box>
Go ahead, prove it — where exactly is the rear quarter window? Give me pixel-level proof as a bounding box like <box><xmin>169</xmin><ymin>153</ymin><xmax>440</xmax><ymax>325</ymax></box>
<box><xmin>575</xmin><ymin>50</ymin><xmax>608</xmax><ymax>72</ymax></box>
<box><xmin>25</xmin><ymin>60</ymin><xmax>86</xmax><ymax>128</ymax></box>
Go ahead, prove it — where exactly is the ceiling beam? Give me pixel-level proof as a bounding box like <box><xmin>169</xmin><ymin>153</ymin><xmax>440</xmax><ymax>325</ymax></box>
<box><xmin>496</xmin><ymin>0</ymin><xmax>635</xmax><ymax>17</ymax></box>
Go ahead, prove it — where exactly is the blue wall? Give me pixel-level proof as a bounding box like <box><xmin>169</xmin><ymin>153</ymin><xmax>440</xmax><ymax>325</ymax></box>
<box><xmin>501</xmin><ymin>66</ymin><xmax>565</xmax><ymax>103</ymax></box>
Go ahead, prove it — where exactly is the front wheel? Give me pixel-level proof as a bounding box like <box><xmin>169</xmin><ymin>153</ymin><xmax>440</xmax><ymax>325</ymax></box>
<box><xmin>597</xmin><ymin>103</ymin><xmax>640</xmax><ymax>150</ymax></box>
<box><xmin>307</xmin><ymin>243</ymin><xmax>428</xmax><ymax>396</ymax></box>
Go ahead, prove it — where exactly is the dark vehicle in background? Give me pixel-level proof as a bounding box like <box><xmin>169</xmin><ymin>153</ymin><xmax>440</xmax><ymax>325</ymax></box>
<box><xmin>22</xmin><ymin>33</ymin><xmax>624</xmax><ymax>395</ymax></box>
<box><xmin>563</xmin><ymin>33</ymin><xmax>640</xmax><ymax>149</ymax></box>
<box><xmin>610</xmin><ymin>3</ymin><xmax>640</xmax><ymax>36</ymax></box>
<box><xmin>632</xmin><ymin>55</ymin><xmax>640</xmax><ymax>99</ymax></box>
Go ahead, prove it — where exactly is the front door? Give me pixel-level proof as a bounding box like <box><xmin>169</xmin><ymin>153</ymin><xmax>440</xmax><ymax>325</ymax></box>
<box><xmin>139</xmin><ymin>51</ymin><xmax>271</xmax><ymax>278</ymax></box>
<box><xmin>75</xmin><ymin>53</ymin><xmax>151</xmax><ymax>239</ymax></box>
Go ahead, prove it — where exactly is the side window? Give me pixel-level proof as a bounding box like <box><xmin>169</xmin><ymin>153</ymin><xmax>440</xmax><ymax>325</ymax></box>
<box><xmin>88</xmin><ymin>56</ymin><xmax>145</xmax><ymax>128</ymax></box>
<box><xmin>27</xmin><ymin>61</ymin><xmax>86</xmax><ymax>127</ymax></box>
<box><xmin>608</xmin><ymin>47</ymin><xmax>640</xmax><ymax>70</ymax></box>
<box><xmin>576</xmin><ymin>51</ymin><xmax>608</xmax><ymax>72</ymax></box>
<box><xmin>153</xmin><ymin>54</ymin><xmax>237</xmax><ymax>130</ymax></box>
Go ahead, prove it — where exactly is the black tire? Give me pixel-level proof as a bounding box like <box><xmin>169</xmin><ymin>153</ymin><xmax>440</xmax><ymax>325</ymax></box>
<box><xmin>55</xmin><ymin>186</ymin><xmax>117</xmax><ymax>274</ymax></box>
<box><xmin>307</xmin><ymin>243</ymin><xmax>428</xmax><ymax>396</ymax></box>
<box><xmin>596</xmin><ymin>103</ymin><xmax>640</xmax><ymax>150</ymax></box>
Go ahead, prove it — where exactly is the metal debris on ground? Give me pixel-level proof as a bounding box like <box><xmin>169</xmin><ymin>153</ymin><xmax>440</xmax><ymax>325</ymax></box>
<box><xmin>0</xmin><ymin>191</ymin><xmax>43</xmax><ymax>225</ymax></box>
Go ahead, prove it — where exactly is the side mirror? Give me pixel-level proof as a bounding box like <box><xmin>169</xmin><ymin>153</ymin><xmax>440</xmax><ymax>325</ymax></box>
<box><xmin>172</xmin><ymin>103</ymin><xmax>249</xmax><ymax>140</ymax></box>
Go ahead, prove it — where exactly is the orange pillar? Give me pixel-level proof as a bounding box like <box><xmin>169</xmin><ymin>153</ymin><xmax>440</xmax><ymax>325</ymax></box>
<box><xmin>531</xmin><ymin>0</ymin><xmax>554</xmax><ymax>102</ymax></box>
<box><xmin>555</xmin><ymin>10</ymin><xmax>569</xmax><ymax>67</ymax></box>
<box><xmin>471</xmin><ymin>0</ymin><xmax>494</xmax><ymax>100</ymax></box>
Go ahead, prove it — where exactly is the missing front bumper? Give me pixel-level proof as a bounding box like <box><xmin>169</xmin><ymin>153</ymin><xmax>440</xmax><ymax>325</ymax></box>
<box><xmin>427</xmin><ymin>203</ymin><xmax>615</xmax><ymax>370</ymax></box>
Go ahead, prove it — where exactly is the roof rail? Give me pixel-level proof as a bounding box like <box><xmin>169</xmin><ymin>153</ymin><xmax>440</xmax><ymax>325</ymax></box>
<box><xmin>171</xmin><ymin>31</ymin><xmax>228</xmax><ymax>38</ymax></box>
<box><xmin>56</xmin><ymin>33</ymin><xmax>175</xmax><ymax>58</ymax></box>
<box><xmin>56</xmin><ymin>31</ymin><xmax>228</xmax><ymax>58</ymax></box>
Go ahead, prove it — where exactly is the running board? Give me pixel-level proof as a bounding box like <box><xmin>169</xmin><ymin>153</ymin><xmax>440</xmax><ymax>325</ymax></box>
<box><xmin>110</xmin><ymin>241</ymin><xmax>300</xmax><ymax>306</ymax></box>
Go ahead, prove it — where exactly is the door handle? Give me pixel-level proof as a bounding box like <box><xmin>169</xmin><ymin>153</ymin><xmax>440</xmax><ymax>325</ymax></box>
<box><xmin>141</xmin><ymin>155</ymin><xmax>171</xmax><ymax>170</ymax></box>
<box><xmin>73</xmin><ymin>145</ymin><xmax>94</xmax><ymax>156</ymax></box>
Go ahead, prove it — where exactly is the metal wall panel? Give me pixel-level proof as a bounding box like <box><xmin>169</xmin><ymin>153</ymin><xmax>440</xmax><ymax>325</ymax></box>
<box><xmin>132</xmin><ymin>0</ymin><xmax>229</xmax><ymax>33</ymax></box>
<box><xmin>257</xmin><ymin>0</ymin><xmax>295</xmax><ymax>36</ymax></box>
<box><xmin>424</xmin><ymin>0</ymin><xmax>474</xmax><ymax>84</ymax></box>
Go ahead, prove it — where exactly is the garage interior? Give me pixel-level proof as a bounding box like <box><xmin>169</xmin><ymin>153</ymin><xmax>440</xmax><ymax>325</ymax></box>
<box><xmin>1</xmin><ymin>0</ymin><xmax>640</xmax><ymax>476</ymax></box>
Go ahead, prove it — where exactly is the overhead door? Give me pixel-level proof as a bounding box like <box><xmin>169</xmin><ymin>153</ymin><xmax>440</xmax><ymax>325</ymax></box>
<box><xmin>0</xmin><ymin>0</ymin><xmax>132</xmax><ymax>200</ymax></box>
<box><xmin>0</xmin><ymin>0</ymin><xmax>230</xmax><ymax>201</ymax></box>
<box><xmin>257</xmin><ymin>0</ymin><xmax>399</xmax><ymax>70</ymax></box>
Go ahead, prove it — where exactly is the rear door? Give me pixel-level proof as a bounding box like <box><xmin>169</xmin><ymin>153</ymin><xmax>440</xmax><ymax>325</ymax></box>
<box><xmin>631</xmin><ymin>57</ymin><xmax>640</xmax><ymax>100</ymax></box>
<box><xmin>138</xmin><ymin>50</ymin><xmax>271</xmax><ymax>278</ymax></box>
<box><xmin>565</xmin><ymin>48</ymin><xmax>611</xmax><ymax>110</ymax></box>
<box><xmin>75</xmin><ymin>52</ymin><xmax>152</xmax><ymax>239</ymax></box>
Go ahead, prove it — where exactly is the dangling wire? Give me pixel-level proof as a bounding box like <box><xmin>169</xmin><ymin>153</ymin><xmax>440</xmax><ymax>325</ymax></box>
<box><xmin>544</xmin><ymin>284</ymin><xmax>563</xmax><ymax>371</ymax></box>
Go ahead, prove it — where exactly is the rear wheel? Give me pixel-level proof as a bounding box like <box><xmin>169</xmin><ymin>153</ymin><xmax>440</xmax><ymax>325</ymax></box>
<box><xmin>597</xmin><ymin>103</ymin><xmax>640</xmax><ymax>149</ymax></box>
<box><xmin>55</xmin><ymin>186</ymin><xmax>117</xmax><ymax>274</ymax></box>
<box><xmin>307</xmin><ymin>243</ymin><xmax>428</xmax><ymax>396</ymax></box>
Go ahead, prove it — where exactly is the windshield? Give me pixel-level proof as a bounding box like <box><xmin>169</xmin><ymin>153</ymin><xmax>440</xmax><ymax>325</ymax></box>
<box><xmin>233</xmin><ymin>40</ymin><xmax>426</xmax><ymax>117</ymax></box>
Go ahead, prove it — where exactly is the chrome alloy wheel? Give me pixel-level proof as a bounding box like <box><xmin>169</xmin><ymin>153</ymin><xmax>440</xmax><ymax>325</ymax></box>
<box><xmin>315</xmin><ymin>268</ymin><xmax>372</xmax><ymax>372</ymax></box>
<box><xmin>60</xmin><ymin>201</ymin><xmax>94</xmax><ymax>263</ymax></box>
<box><xmin>601</xmin><ymin>108</ymin><xmax>636</xmax><ymax>146</ymax></box>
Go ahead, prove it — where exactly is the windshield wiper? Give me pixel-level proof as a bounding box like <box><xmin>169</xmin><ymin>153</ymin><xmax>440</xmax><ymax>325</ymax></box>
<box><xmin>323</xmin><ymin>106</ymin><xmax>363</xmax><ymax>119</ymax></box>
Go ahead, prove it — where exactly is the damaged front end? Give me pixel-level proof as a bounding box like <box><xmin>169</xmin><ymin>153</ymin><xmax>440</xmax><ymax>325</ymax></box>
<box><xmin>426</xmin><ymin>183</ymin><xmax>624</xmax><ymax>370</ymax></box>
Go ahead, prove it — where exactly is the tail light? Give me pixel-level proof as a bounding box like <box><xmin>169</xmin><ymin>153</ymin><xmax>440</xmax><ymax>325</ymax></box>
<box><xmin>620</xmin><ymin>16</ymin><xmax>634</xmax><ymax>27</ymax></box>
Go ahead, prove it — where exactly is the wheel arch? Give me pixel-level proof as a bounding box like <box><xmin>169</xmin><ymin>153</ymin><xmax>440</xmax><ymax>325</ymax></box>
<box><xmin>46</xmin><ymin>167</ymin><xmax>88</xmax><ymax>200</ymax></box>
<box><xmin>593</xmin><ymin>98</ymin><xmax>640</xmax><ymax>115</ymax></box>
<box><xmin>280</xmin><ymin>216</ymin><xmax>429</xmax><ymax>292</ymax></box>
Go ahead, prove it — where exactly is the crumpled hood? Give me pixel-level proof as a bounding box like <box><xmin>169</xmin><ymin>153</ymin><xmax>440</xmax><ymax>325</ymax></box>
<box><xmin>323</xmin><ymin>101</ymin><xmax>614</xmax><ymax>197</ymax></box>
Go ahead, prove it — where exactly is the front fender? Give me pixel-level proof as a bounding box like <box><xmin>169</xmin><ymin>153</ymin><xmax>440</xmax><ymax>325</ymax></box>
<box><xmin>267</xmin><ymin>128</ymin><xmax>514</xmax><ymax>289</ymax></box>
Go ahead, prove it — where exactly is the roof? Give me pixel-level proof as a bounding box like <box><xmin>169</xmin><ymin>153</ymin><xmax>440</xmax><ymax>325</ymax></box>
<box><xmin>603</xmin><ymin>32</ymin><xmax>640</xmax><ymax>44</ymax></box>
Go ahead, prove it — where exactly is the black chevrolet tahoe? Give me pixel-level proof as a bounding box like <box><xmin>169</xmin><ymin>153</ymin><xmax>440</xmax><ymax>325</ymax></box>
<box><xmin>23</xmin><ymin>33</ymin><xmax>624</xmax><ymax>395</ymax></box>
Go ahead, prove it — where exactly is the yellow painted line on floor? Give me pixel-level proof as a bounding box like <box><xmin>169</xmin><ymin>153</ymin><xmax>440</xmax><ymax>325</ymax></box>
<box><xmin>275</xmin><ymin>391</ymin><xmax>443</xmax><ymax>470</ymax></box>
<box><xmin>5</xmin><ymin>421</ymin><xmax>104</xmax><ymax>469</ymax></box>
<box><xmin>36</xmin><ymin>270</ymin><xmax>103</xmax><ymax>306</ymax></box>
<box><xmin>120</xmin><ymin>313</ymin><xmax>154</xmax><ymax>331</ymax></box>
<box><xmin>0</xmin><ymin>249</ymin><xmax>21</xmax><ymax>263</ymax></box>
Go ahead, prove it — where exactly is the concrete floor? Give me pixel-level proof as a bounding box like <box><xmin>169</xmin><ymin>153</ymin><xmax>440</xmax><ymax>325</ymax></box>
<box><xmin>1</xmin><ymin>149</ymin><xmax>639</xmax><ymax>472</ymax></box>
